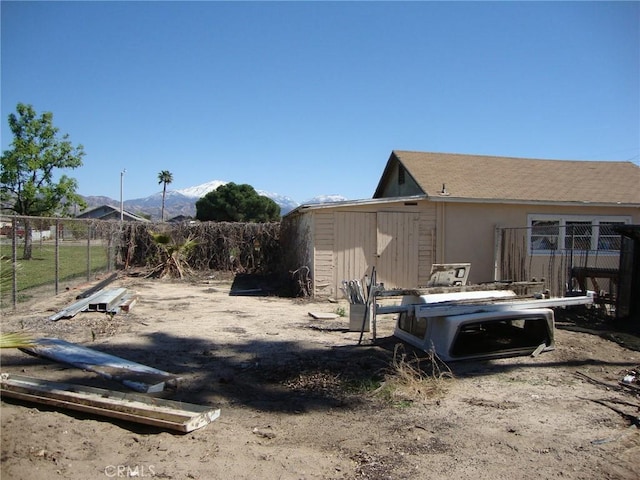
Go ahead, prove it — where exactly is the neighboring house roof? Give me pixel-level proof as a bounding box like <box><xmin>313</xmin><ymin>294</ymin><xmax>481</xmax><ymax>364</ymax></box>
<box><xmin>76</xmin><ymin>205</ymin><xmax>149</xmax><ymax>222</ymax></box>
<box><xmin>375</xmin><ymin>150</ymin><xmax>640</xmax><ymax>205</ymax></box>
<box><xmin>168</xmin><ymin>215</ymin><xmax>194</xmax><ymax>223</ymax></box>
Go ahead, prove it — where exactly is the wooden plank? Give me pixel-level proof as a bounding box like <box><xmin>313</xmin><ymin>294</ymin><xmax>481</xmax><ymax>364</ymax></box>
<box><xmin>21</xmin><ymin>338</ymin><xmax>180</xmax><ymax>393</ymax></box>
<box><xmin>308</xmin><ymin>312</ymin><xmax>339</xmax><ymax>319</ymax></box>
<box><xmin>75</xmin><ymin>273</ymin><xmax>118</xmax><ymax>299</ymax></box>
<box><xmin>0</xmin><ymin>373</ymin><xmax>219</xmax><ymax>433</ymax></box>
<box><xmin>117</xmin><ymin>294</ymin><xmax>139</xmax><ymax>313</ymax></box>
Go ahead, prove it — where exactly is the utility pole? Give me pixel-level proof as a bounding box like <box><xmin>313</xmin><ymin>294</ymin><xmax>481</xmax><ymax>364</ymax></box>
<box><xmin>120</xmin><ymin>169</ymin><xmax>126</xmax><ymax>222</ymax></box>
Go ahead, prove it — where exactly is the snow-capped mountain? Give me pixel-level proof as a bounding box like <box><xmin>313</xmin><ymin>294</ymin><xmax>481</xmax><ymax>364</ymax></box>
<box><xmin>174</xmin><ymin>181</ymin><xmax>300</xmax><ymax>215</ymax></box>
<box><xmin>304</xmin><ymin>194</ymin><xmax>348</xmax><ymax>204</ymax></box>
<box><xmin>81</xmin><ymin>180</ymin><xmax>348</xmax><ymax>220</ymax></box>
<box><xmin>175</xmin><ymin>180</ymin><xmax>227</xmax><ymax>198</ymax></box>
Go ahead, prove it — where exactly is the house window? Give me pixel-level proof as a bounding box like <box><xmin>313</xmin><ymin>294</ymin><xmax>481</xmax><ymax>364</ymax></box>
<box><xmin>597</xmin><ymin>222</ymin><xmax>625</xmax><ymax>251</ymax></box>
<box><xmin>531</xmin><ymin>220</ymin><xmax>559</xmax><ymax>251</ymax></box>
<box><xmin>528</xmin><ymin>215</ymin><xmax>630</xmax><ymax>254</ymax></box>
<box><xmin>398</xmin><ymin>165</ymin><xmax>405</xmax><ymax>185</ymax></box>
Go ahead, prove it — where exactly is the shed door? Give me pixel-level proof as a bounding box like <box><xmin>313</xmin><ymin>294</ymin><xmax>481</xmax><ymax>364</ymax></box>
<box><xmin>334</xmin><ymin>212</ymin><xmax>377</xmax><ymax>292</ymax></box>
<box><xmin>376</xmin><ymin>211</ymin><xmax>419</xmax><ymax>289</ymax></box>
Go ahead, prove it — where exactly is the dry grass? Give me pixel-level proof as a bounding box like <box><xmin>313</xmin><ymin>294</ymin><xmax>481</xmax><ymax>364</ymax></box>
<box><xmin>0</xmin><ymin>332</ymin><xmax>36</xmax><ymax>349</ymax></box>
<box><xmin>374</xmin><ymin>343</ymin><xmax>454</xmax><ymax>405</ymax></box>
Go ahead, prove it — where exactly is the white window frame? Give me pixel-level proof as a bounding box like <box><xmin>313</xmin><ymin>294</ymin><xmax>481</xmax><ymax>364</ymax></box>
<box><xmin>527</xmin><ymin>214</ymin><xmax>631</xmax><ymax>255</ymax></box>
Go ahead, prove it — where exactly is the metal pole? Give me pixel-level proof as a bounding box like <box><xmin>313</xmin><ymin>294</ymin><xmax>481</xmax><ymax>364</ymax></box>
<box><xmin>55</xmin><ymin>219</ymin><xmax>60</xmax><ymax>295</ymax></box>
<box><xmin>11</xmin><ymin>216</ymin><xmax>18</xmax><ymax>309</ymax></box>
<box><xmin>107</xmin><ymin>233</ymin><xmax>113</xmax><ymax>272</ymax></box>
<box><xmin>120</xmin><ymin>169</ymin><xmax>126</xmax><ymax>222</ymax></box>
<box><xmin>86</xmin><ymin>222</ymin><xmax>91</xmax><ymax>281</ymax></box>
<box><xmin>494</xmin><ymin>224</ymin><xmax>503</xmax><ymax>282</ymax></box>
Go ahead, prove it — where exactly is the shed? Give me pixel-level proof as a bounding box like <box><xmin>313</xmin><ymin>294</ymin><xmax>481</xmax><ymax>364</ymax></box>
<box><xmin>282</xmin><ymin>151</ymin><xmax>640</xmax><ymax>298</ymax></box>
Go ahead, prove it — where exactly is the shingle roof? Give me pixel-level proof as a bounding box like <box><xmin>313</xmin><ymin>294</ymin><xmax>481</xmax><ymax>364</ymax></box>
<box><xmin>76</xmin><ymin>205</ymin><xmax>149</xmax><ymax>222</ymax></box>
<box><xmin>392</xmin><ymin>150</ymin><xmax>640</xmax><ymax>204</ymax></box>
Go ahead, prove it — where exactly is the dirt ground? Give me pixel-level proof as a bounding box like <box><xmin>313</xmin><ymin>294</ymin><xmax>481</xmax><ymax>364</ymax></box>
<box><xmin>1</xmin><ymin>272</ymin><xmax>639</xmax><ymax>480</ymax></box>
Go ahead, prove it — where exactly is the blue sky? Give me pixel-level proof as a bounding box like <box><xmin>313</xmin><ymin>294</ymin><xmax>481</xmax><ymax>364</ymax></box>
<box><xmin>2</xmin><ymin>1</ymin><xmax>638</xmax><ymax>203</ymax></box>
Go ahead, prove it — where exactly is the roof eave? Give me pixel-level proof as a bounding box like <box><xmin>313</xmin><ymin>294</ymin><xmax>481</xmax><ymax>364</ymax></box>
<box><xmin>284</xmin><ymin>194</ymin><xmax>429</xmax><ymax>217</ymax></box>
<box><xmin>426</xmin><ymin>195</ymin><xmax>640</xmax><ymax>208</ymax></box>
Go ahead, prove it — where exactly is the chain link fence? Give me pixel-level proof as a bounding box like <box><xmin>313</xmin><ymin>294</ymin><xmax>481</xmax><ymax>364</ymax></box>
<box><xmin>498</xmin><ymin>222</ymin><xmax>624</xmax><ymax>310</ymax></box>
<box><xmin>0</xmin><ymin>215</ymin><xmax>125</xmax><ymax>309</ymax></box>
<box><xmin>1</xmin><ymin>215</ymin><xmax>289</xmax><ymax>310</ymax></box>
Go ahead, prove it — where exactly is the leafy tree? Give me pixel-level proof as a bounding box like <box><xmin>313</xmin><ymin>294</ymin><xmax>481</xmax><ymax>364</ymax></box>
<box><xmin>157</xmin><ymin>170</ymin><xmax>173</xmax><ymax>221</ymax></box>
<box><xmin>195</xmin><ymin>182</ymin><xmax>280</xmax><ymax>222</ymax></box>
<box><xmin>1</xmin><ymin>103</ymin><xmax>86</xmax><ymax>259</ymax></box>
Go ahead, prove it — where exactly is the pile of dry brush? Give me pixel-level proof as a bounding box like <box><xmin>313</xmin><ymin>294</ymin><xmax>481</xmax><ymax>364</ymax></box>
<box><xmin>121</xmin><ymin>221</ymin><xmax>282</xmax><ymax>275</ymax></box>
<box><xmin>117</xmin><ymin>221</ymin><xmax>315</xmax><ymax>295</ymax></box>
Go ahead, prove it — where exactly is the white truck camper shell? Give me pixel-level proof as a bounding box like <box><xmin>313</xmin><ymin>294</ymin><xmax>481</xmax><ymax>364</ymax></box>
<box><xmin>392</xmin><ymin>290</ymin><xmax>592</xmax><ymax>361</ymax></box>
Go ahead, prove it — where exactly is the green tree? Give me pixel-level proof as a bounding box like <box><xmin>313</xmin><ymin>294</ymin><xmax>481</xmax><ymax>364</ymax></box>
<box><xmin>157</xmin><ymin>170</ymin><xmax>173</xmax><ymax>221</ymax></box>
<box><xmin>195</xmin><ymin>182</ymin><xmax>280</xmax><ymax>222</ymax></box>
<box><xmin>1</xmin><ymin>103</ymin><xmax>86</xmax><ymax>259</ymax></box>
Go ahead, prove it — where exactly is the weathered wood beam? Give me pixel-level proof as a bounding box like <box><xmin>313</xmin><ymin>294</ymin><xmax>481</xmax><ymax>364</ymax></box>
<box><xmin>1</xmin><ymin>373</ymin><xmax>219</xmax><ymax>433</ymax></box>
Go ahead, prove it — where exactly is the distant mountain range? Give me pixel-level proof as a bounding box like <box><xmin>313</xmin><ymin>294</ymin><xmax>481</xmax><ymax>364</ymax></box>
<box><xmin>81</xmin><ymin>180</ymin><xmax>348</xmax><ymax>220</ymax></box>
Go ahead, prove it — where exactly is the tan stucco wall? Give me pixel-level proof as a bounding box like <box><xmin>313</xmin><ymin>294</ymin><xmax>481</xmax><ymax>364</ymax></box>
<box><xmin>437</xmin><ymin>201</ymin><xmax>639</xmax><ymax>285</ymax></box>
<box><xmin>287</xmin><ymin>198</ymin><xmax>638</xmax><ymax>297</ymax></box>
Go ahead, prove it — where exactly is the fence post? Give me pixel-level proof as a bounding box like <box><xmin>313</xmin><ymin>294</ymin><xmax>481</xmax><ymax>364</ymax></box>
<box><xmin>11</xmin><ymin>216</ymin><xmax>18</xmax><ymax>309</ymax></box>
<box><xmin>87</xmin><ymin>222</ymin><xmax>91</xmax><ymax>281</ymax></box>
<box><xmin>107</xmin><ymin>233</ymin><xmax>113</xmax><ymax>272</ymax></box>
<box><xmin>567</xmin><ymin>226</ymin><xmax>574</xmax><ymax>294</ymax></box>
<box><xmin>494</xmin><ymin>224</ymin><xmax>503</xmax><ymax>282</ymax></box>
<box><xmin>54</xmin><ymin>219</ymin><xmax>60</xmax><ymax>295</ymax></box>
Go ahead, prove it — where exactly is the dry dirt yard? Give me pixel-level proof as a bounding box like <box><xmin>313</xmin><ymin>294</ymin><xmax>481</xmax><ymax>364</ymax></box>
<box><xmin>1</xmin><ymin>273</ymin><xmax>639</xmax><ymax>480</ymax></box>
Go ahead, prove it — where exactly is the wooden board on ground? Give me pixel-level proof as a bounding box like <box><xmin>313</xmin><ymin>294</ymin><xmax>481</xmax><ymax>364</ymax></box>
<box><xmin>0</xmin><ymin>373</ymin><xmax>220</xmax><ymax>433</ymax></box>
<box><xmin>308</xmin><ymin>312</ymin><xmax>340</xmax><ymax>320</ymax></box>
<box><xmin>21</xmin><ymin>338</ymin><xmax>180</xmax><ymax>393</ymax></box>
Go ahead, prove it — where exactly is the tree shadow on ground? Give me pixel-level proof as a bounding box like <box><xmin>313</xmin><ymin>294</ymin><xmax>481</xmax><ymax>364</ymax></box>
<box><xmin>3</xmin><ymin>329</ymin><xmax>394</xmax><ymax>416</ymax></box>
<box><xmin>554</xmin><ymin>306</ymin><xmax>640</xmax><ymax>352</ymax></box>
<box><xmin>229</xmin><ymin>273</ymin><xmax>296</xmax><ymax>297</ymax></box>
<box><xmin>4</xmin><ymin>299</ymin><xmax>639</xmax><ymax>434</ymax></box>
<box><xmin>369</xmin><ymin>326</ymin><xmax>639</xmax><ymax>381</ymax></box>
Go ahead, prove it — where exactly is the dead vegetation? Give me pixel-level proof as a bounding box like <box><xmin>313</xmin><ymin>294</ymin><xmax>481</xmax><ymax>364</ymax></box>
<box><xmin>146</xmin><ymin>231</ymin><xmax>198</xmax><ymax>279</ymax></box>
<box><xmin>374</xmin><ymin>344</ymin><xmax>454</xmax><ymax>405</ymax></box>
<box><xmin>118</xmin><ymin>222</ymin><xmax>312</xmax><ymax>293</ymax></box>
<box><xmin>0</xmin><ymin>332</ymin><xmax>35</xmax><ymax>349</ymax></box>
<box><xmin>123</xmin><ymin>222</ymin><xmax>281</xmax><ymax>274</ymax></box>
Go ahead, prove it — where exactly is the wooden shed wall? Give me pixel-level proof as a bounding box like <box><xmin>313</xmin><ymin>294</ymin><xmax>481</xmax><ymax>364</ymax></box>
<box><xmin>313</xmin><ymin>212</ymin><xmax>336</xmax><ymax>297</ymax></box>
<box><xmin>417</xmin><ymin>205</ymin><xmax>437</xmax><ymax>286</ymax></box>
<box><xmin>376</xmin><ymin>211</ymin><xmax>419</xmax><ymax>288</ymax></box>
<box><xmin>334</xmin><ymin>212</ymin><xmax>377</xmax><ymax>295</ymax></box>
<box><xmin>307</xmin><ymin>201</ymin><xmax>436</xmax><ymax>297</ymax></box>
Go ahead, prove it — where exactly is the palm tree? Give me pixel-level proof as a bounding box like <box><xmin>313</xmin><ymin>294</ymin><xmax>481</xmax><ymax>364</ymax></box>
<box><xmin>157</xmin><ymin>170</ymin><xmax>173</xmax><ymax>221</ymax></box>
